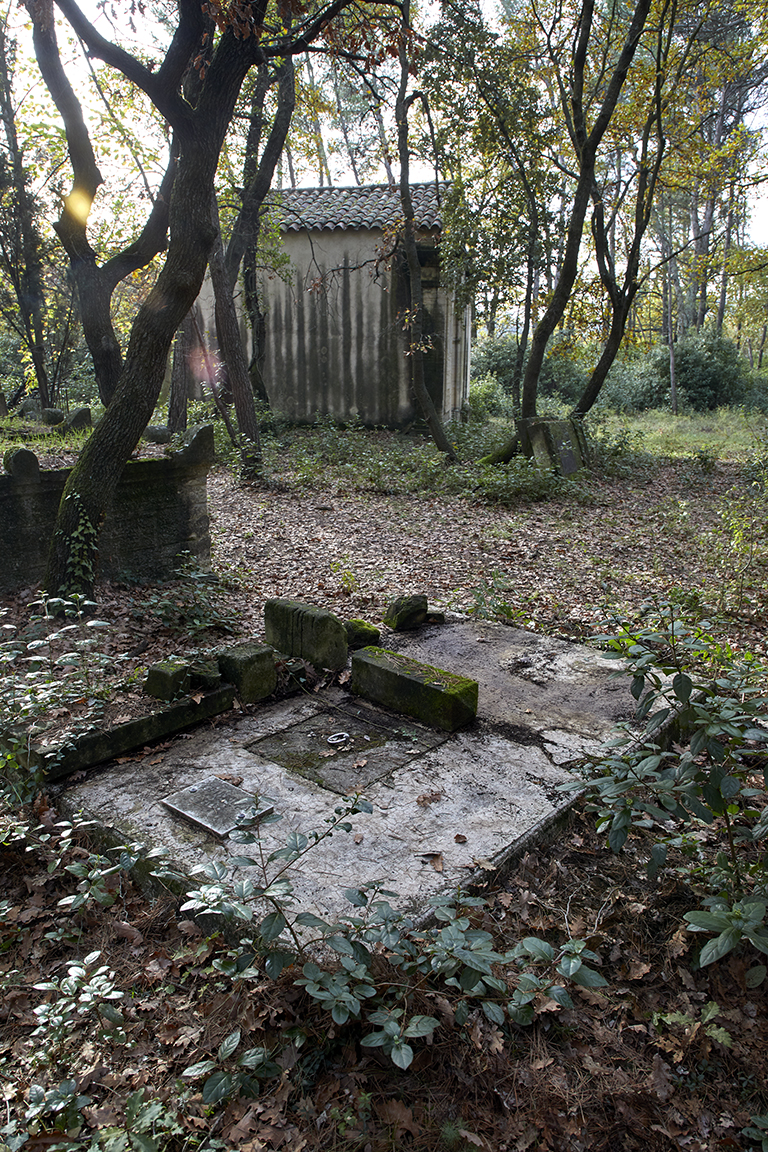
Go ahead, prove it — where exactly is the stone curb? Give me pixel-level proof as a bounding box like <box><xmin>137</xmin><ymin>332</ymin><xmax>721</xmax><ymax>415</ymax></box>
<box><xmin>22</xmin><ymin>686</ymin><xmax>235</xmax><ymax>781</ymax></box>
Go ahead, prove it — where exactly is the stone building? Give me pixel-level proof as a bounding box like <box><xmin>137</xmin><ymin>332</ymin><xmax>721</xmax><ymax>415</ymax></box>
<box><xmin>243</xmin><ymin>183</ymin><xmax>471</xmax><ymax>427</ymax></box>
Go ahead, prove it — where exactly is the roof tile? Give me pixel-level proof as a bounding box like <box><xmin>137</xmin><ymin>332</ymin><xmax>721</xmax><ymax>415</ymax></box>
<box><xmin>268</xmin><ymin>182</ymin><xmax>447</xmax><ymax>232</ymax></box>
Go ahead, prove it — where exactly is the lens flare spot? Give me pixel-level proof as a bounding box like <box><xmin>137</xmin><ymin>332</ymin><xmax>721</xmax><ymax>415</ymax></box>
<box><xmin>66</xmin><ymin>190</ymin><xmax>91</xmax><ymax>225</ymax></box>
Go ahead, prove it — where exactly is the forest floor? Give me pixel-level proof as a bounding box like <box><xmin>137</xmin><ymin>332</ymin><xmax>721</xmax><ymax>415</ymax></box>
<box><xmin>1</xmin><ymin>431</ymin><xmax>768</xmax><ymax>1152</ymax></box>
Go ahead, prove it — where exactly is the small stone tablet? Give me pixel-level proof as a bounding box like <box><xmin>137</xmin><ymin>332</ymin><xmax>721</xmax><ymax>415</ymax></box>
<box><xmin>162</xmin><ymin>777</ymin><xmax>274</xmax><ymax>839</ymax></box>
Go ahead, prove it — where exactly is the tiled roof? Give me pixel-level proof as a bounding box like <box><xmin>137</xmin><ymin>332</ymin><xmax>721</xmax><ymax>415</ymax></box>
<box><xmin>268</xmin><ymin>182</ymin><xmax>446</xmax><ymax>232</ymax></box>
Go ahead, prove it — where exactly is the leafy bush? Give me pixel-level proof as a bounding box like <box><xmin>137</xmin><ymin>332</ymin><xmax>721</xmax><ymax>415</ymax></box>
<box><xmin>576</xmin><ymin>601</ymin><xmax>768</xmax><ymax>970</ymax></box>
<box><xmin>466</xmin><ymin>373</ymin><xmax>514</xmax><ymax>422</ymax></box>
<box><xmin>537</xmin><ymin>334</ymin><xmax>589</xmax><ymax>403</ymax></box>
<box><xmin>670</xmin><ymin>334</ymin><xmax>750</xmax><ymax>412</ymax></box>
<box><xmin>470</xmin><ymin>334</ymin><xmax>519</xmax><ymax>393</ymax></box>
<box><xmin>596</xmin><ymin>355</ymin><xmax>670</xmax><ymax>413</ymax></box>
<box><xmin>470</xmin><ymin>331</ymin><xmax>588</xmax><ymax>405</ymax></box>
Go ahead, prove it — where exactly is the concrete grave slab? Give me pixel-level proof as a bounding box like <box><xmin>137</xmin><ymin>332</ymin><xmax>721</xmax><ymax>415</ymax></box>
<box><xmin>387</xmin><ymin>619</ymin><xmax>631</xmax><ymax>741</ymax></box>
<box><xmin>54</xmin><ymin>622</ymin><xmax>632</xmax><ymax>930</ymax></box>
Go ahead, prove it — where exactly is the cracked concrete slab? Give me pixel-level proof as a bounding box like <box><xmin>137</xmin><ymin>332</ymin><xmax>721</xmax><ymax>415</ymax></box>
<box><xmin>56</xmin><ymin>621</ymin><xmax>631</xmax><ymax>927</ymax></box>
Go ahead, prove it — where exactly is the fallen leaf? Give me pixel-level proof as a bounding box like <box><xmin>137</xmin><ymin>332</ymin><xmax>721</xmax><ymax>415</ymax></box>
<box><xmin>191</xmin><ymin>692</ymin><xmax>204</xmax><ymax>704</ymax></box>
<box><xmin>338</xmin><ymin>670</ymin><xmax>351</xmax><ymax>684</ymax></box>
<box><xmin>177</xmin><ymin>920</ymin><xmax>202</xmax><ymax>937</ymax></box>
<box><xmin>454</xmin><ymin>833</ymin><xmax>467</xmax><ymax>843</ymax></box>
<box><xmin>375</xmin><ymin>1099</ymin><xmax>421</xmax><ymax>1138</ymax></box>
<box><xmin>82</xmin><ymin>1105</ymin><xmax>121</xmax><ymax>1128</ymax></box>
<box><xmin>215</xmin><ymin>774</ymin><xmax>244</xmax><ymax>786</ymax></box>
<box><xmin>651</xmin><ymin>1053</ymin><xmax>673</xmax><ymax>1101</ymax></box>
<box><xmin>417</xmin><ymin>790</ymin><xmax>442</xmax><ymax>806</ymax></box>
<box><xmin>458</xmin><ymin>1130</ymin><xmax>488</xmax><ymax>1149</ymax></box>
<box><xmin>351</xmin><ymin>758</ymin><xmax>367</xmax><ymax>768</ymax></box>
<box><xmin>354</xmin><ymin>833</ymin><xmax>364</xmax><ymax>844</ymax></box>
<box><xmin>421</xmin><ymin>852</ymin><xmax>443</xmax><ymax>872</ymax></box>
<box><xmin>114</xmin><ymin>921</ymin><xmax>143</xmax><ymax>945</ymax></box>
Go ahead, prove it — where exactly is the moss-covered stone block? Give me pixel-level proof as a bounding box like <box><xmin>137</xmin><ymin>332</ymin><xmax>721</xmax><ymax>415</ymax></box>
<box><xmin>345</xmin><ymin>618</ymin><xmax>381</xmax><ymax>650</ymax></box>
<box><xmin>264</xmin><ymin>598</ymin><xmax>347</xmax><ymax>670</ymax></box>
<box><xmin>145</xmin><ymin>660</ymin><xmax>191</xmax><ymax>701</ymax></box>
<box><xmin>190</xmin><ymin>660</ymin><xmax>222</xmax><ymax>690</ymax></box>
<box><xmin>218</xmin><ymin>642</ymin><xmax>277</xmax><ymax>703</ymax></box>
<box><xmin>383</xmin><ymin>594</ymin><xmax>428</xmax><ymax>631</ymax></box>
<box><xmin>350</xmin><ymin>646</ymin><xmax>478</xmax><ymax>732</ymax></box>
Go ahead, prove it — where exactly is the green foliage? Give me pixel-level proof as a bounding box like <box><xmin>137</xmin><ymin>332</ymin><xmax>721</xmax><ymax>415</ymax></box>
<box><xmin>670</xmin><ymin>335</ymin><xmax>751</xmax><ymax>412</ymax></box>
<box><xmin>88</xmin><ymin>1089</ymin><xmax>188</xmax><ymax>1152</ymax></box>
<box><xmin>575</xmin><ymin>600</ymin><xmax>768</xmax><ymax>966</ymax></box>
<box><xmin>257</xmin><ymin>417</ymin><xmax>567</xmax><ymax>507</ymax></box>
<box><xmin>175</xmin><ymin>797</ymin><xmax>604</xmax><ymax>1074</ymax></box>
<box><xmin>32</xmin><ymin>950</ymin><xmax>125</xmax><ymax>1053</ymax></box>
<box><xmin>466</xmin><ymin>373</ymin><xmax>515</xmax><ymax>422</ymax></box>
<box><xmin>743</xmin><ymin>1113</ymin><xmax>768</xmax><ymax>1151</ymax></box>
<box><xmin>0</xmin><ymin>594</ymin><xmax>120</xmax><ymax>786</ymax></box>
<box><xmin>470</xmin><ymin>336</ymin><xmax>519</xmax><ymax>394</ymax></box>
<box><xmin>128</xmin><ymin>555</ymin><xmax>238</xmax><ymax>637</ymax></box>
<box><xmin>466</xmin><ymin>571</ymin><xmax>522</xmax><ymax>623</ymax></box>
<box><xmin>597</xmin><ymin>338</ymin><xmax>754</xmax><ymax>414</ymax></box>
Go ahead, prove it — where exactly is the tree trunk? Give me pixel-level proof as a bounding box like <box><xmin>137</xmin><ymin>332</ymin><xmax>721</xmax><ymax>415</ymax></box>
<box><xmin>168</xmin><ymin>306</ymin><xmax>199</xmax><ymax>433</ymax></box>
<box><xmin>44</xmin><ymin>13</ymin><xmax>260</xmax><ymax>595</ymax></box>
<box><xmin>481</xmin><ymin>0</ymin><xmax>654</xmax><ymax>464</ymax></box>
<box><xmin>210</xmin><ymin>199</ymin><xmax>262</xmax><ymax>478</ymax></box>
<box><xmin>0</xmin><ymin>22</ymin><xmax>52</xmax><ymax>407</ymax></box>
<box><xmin>396</xmin><ymin>9</ymin><xmax>456</xmax><ymax>462</ymax></box>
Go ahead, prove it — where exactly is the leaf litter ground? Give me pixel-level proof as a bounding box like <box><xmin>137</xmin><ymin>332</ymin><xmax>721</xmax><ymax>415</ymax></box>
<box><xmin>1</xmin><ymin>449</ymin><xmax>767</xmax><ymax>1151</ymax></box>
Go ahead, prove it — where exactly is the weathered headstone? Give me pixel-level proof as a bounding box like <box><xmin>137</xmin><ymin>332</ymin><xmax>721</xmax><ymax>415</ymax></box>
<box><xmin>63</xmin><ymin>408</ymin><xmax>92</xmax><ymax>433</ymax></box>
<box><xmin>3</xmin><ymin>448</ymin><xmax>39</xmax><ymax>480</ymax></box>
<box><xmin>517</xmin><ymin>418</ymin><xmax>588</xmax><ymax>476</ymax></box>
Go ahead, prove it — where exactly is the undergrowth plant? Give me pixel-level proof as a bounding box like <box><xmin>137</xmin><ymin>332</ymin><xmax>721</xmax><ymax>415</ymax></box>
<box><xmin>129</xmin><ymin>553</ymin><xmax>238</xmax><ymax>637</ymax></box>
<box><xmin>169</xmin><ymin>794</ymin><xmax>605</xmax><ymax>1095</ymax></box>
<box><xmin>575</xmin><ymin>599</ymin><xmax>768</xmax><ymax>970</ymax></box>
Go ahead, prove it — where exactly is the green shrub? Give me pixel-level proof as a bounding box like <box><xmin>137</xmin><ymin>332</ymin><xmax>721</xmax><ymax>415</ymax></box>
<box><xmin>470</xmin><ymin>334</ymin><xmax>519</xmax><ymax>392</ymax></box>
<box><xmin>466</xmin><ymin>373</ymin><xmax>514</xmax><ymax>422</ymax></box>
<box><xmin>660</xmin><ymin>334</ymin><xmax>749</xmax><ymax>412</ymax></box>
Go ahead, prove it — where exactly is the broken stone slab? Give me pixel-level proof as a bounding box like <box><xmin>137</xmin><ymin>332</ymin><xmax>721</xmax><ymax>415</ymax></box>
<box><xmin>218</xmin><ymin>642</ymin><xmax>277</xmax><ymax>703</ymax></box>
<box><xmin>162</xmin><ymin>777</ymin><xmax>275</xmax><ymax>840</ymax></box>
<box><xmin>345</xmin><ymin>618</ymin><xmax>381</xmax><ymax>650</ymax></box>
<box><xmin>145</xmin><ymin>660</ymin><xmax>192</xmax><ymax>701</ymax></box>
<box><xmin>383</xmin><ymin>594</ymin><xmax>428</xmax><ymax>631</ymax></box>
<box><xmin>350</xmin><ymin>646</ymin><xmax>478</xmax><ymax>732</ymax></box>
<box><xmin>264</xmin><ymin>598</ymin><xmax>347</xmax><ymax>671</ymax></box>
<box><xmin>190</xmin><ymin>660</ymin><xmax>222</xmax><ymax>690</ymax></box>
<box><xmin>22</xmin><ymin>685</ymin><xmax>235</xmax><ymax>781</ymax></box>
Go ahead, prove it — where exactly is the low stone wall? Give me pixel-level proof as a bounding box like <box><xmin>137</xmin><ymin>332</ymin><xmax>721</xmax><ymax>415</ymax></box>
<box><xmin>0</xmin><ymin>425</ymin><xmax>214</xmax><ymax>593</ymax></box>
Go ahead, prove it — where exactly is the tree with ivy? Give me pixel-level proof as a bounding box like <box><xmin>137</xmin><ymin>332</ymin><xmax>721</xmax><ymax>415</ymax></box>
<box><xmin>33</xmin><ymin>0</ymin><xmax>397</xmax><ymax>596</ymax></box>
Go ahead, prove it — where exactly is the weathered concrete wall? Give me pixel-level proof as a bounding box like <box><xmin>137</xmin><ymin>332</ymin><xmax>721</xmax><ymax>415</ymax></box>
<box><xmin>0</xmin><ymin>425</ymin><xmax>214</xmax><ymax>593</ymax></box>
<box><xmin>196</xmin><ymin>228</ymin><xmax>471</xmax><ymax>428</ymax></box>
